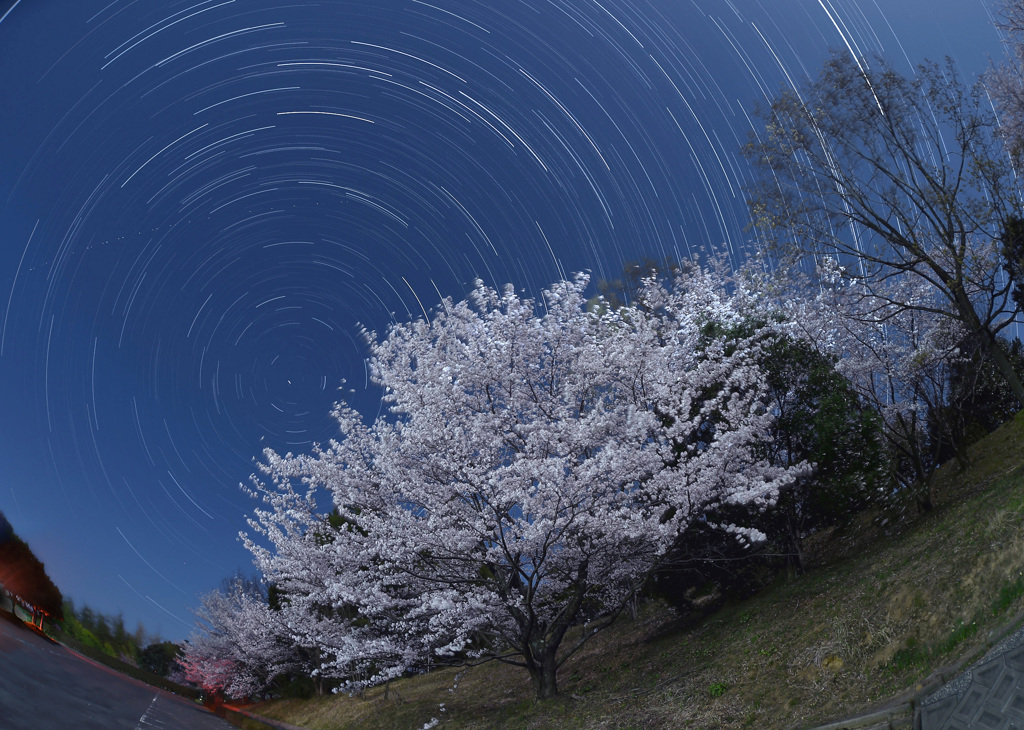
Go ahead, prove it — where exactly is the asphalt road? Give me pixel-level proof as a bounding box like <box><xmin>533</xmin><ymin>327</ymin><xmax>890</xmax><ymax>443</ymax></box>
<box><xmin>0</xmin><ymin>615</ymin><xmax>234</xmax><ymax>730</ymax></box>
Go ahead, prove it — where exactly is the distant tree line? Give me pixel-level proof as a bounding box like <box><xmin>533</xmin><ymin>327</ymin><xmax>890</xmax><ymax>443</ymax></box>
<box><xmin>60</xmin><ymin>599</ymin><xmax>180</xmax><ymax>677</ymax></box>
<box><xmin>60</xmin><ymin>597</ymin><xmax>181</xmax><ymax>675</ymax></box>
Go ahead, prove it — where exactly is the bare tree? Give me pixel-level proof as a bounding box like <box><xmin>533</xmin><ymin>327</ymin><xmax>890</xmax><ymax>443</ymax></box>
<box><xmin>746</xmin><ymin>52</ymin><xmax>1024</xmax><ymax>407</ymax></box>
<box><xmin>988</xmin><ymin>0</ymin><xmax>1024</xmax><ymax>164</ymax></box>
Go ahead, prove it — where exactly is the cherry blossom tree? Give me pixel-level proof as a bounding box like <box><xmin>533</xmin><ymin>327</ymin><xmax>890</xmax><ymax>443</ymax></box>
<box><xmin>247</xmin><ymin>270</ymin><xmax>804</xmax><ymax>699</ymax></box>
<box><xmin>242</xmin><ymin>479</ymin><xmax>408</xmax><ymax>693</ymax></box>
<box><xmin>179</xmin><ymin>575</ymin><xmax>296</xmax><ymax>699</ymax></box>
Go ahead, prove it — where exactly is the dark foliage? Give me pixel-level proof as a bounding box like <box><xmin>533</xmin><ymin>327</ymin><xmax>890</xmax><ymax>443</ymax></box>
<box><xmin>139</xmin><ymin>641</ymin><xmax>182</xmax><ymax>677</ymax></box>
<box><xmin>1003</xmin><ymin>215</ymin><xmax>1024</xmax><ymax>315</ymax></box>
<box><xmin>756</xmin><ymin>336</ymin><xmax>887</xmax><ymax>571</ymax></box>
<box><xmin>649</xmin><ymin>328</ymin><xmax>888</xmax><ymax>609</ymax></box>
<box><xmin>0</xmin><ymin>509</ymin><xmax>12</xmax><ymax>544</ymax></box>
<box><xmin>648</xmin><ymin>519</ymin><xmax>775</xmax><ymax>614</ymax></box>
<box><xmin>0</xmin><ymin>533</ymin><xmax>64</xmax><ymax>619</ymax></box>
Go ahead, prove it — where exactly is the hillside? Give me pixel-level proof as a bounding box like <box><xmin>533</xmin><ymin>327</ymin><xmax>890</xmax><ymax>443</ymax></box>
<box><xmin>250</xmin><ymin>413</ymin><xmax>1024</xmax><ymax>729</ymax></box>
<box><xmin>0</xmin><ymin>510</ymin><xmax>63</xmax><ymax>621</ymax></box>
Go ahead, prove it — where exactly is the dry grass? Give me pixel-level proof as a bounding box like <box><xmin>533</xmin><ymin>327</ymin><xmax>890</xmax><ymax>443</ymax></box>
<box><xmin>251</xmin><ymin>413</ymin><xmax>1024</xmax><ymax>730</ymax></box>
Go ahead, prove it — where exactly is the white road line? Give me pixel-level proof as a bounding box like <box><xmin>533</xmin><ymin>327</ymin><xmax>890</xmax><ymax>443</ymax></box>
<box><xmin>135</xmin><ymin>693</ymin><xmax>159</xmax><ymax>729</ymax></box>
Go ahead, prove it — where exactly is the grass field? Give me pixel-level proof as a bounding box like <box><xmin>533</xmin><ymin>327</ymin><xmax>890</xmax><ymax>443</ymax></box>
<box><xmin>250</xmin><ymin>413</ymin><xmax>1024</xmax><ymax>729</ymax></box>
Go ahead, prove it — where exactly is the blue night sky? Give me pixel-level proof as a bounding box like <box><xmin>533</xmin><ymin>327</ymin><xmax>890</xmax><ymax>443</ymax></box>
<box><xmin>0</xmin><ymin>0</ymin><xmax>1003</xmax><ymax>640</ymax></box>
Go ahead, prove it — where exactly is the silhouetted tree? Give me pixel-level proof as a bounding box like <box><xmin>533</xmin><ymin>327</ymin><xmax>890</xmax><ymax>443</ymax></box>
<box><xmin>595</xmin><ymin>256</ymin><xmax>681</xmax><ymax>310</ymax></box>
<box><xmin>0</xmin><ymin>510</ymin><xmax>12</xmax><ymax>545</ymax></box>
<box><xmin>140</xmin><ymin>641</ymin><xmax>182</xmax><ymax>677</ymax></box>
<box><xmin>0</xmin><ymin>534</ymin><xmax>63</xmax><ymax>620</ymax></box>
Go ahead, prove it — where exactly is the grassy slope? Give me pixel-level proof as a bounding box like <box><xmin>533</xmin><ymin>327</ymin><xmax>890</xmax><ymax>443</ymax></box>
<box><xmin>251</xmin><ymin>413</ymin><xmax>1024</xmax><ymax>730</ymax></box>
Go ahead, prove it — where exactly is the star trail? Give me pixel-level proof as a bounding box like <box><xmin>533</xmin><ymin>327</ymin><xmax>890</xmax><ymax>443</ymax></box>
<box><xmin>0</xmin><ymin>0</ymin><xmax>1001</xmax><ymax>638</ymax></box>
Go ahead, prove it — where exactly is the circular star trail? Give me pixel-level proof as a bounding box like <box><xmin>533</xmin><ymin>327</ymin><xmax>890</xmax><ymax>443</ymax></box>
<box><xmin>0</xmin><ymin>0</ymin><xmax>1002</xmax><ymax>637</ymax></box>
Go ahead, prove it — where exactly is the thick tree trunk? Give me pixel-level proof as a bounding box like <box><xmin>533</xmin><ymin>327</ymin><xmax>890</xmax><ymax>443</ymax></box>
<box><xmin>914</xmin><ymin>483</ymin><xmax>934</xmax><ymax>513</ymax></box>
<box><xmin>528</xmin><ymin>653</ymin><xmax>559</xmax><ymax>699</ymax></box>
<box><xmin>519</xmin><ymin>564</ymin><xmax>589</xmax><ymax>700</ymax></box>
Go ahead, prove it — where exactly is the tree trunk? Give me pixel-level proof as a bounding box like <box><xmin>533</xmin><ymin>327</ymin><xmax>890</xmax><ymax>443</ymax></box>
<box><xmin>528</xmin><ymin>653</ymin><xmax>559</xmax><ymax>699</ymax></box>
<box><xmin>785</xmin><ymin>512</ymin><xmax>804</xmax><ymax>575</ymax></box>
<box><xmin>520</xmin><ymin>565</ymin><xmax>588</xmax><ymax>700</ymax></box>
<box><xmin>915</xmin><ymin>485</ymin><xmax>934</xmax><ymax>513</ymax></box>
<box><xmin>983</xmin><ymin>328</ymin><xmax>1024</xmax><ymax>410</ymax></box>
<box><xmin>898</xmin><ymin>410</ymin><xmax>934</xmax><ymax>514</ymax></box>
<box><xmin>950</xmin><ymin>285</ymin><xmax>1024</xmax><ymax>410</ymax></box>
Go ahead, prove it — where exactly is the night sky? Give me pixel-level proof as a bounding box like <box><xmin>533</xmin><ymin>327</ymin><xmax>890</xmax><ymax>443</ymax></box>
<box><xmin>0</xmin><ymin>0</ymin><xmax>1002</xmax><ymax>640</ymax></box>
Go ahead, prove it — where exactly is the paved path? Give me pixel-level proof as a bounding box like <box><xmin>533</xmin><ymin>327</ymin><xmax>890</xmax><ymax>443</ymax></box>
<box><xmin>919</xmin><ymin>621</ymin><xmax>1024</xmax><ymax>729</ymax></box>
<box><xmin>808</xmin><ymin>612</ymin><xmax>1024</xmax><ymax>730</ymax></box>
<box><xmin>0</xmin><ymin>614</ymin><xmax>234</xmax><ymax>730</ymax></box>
